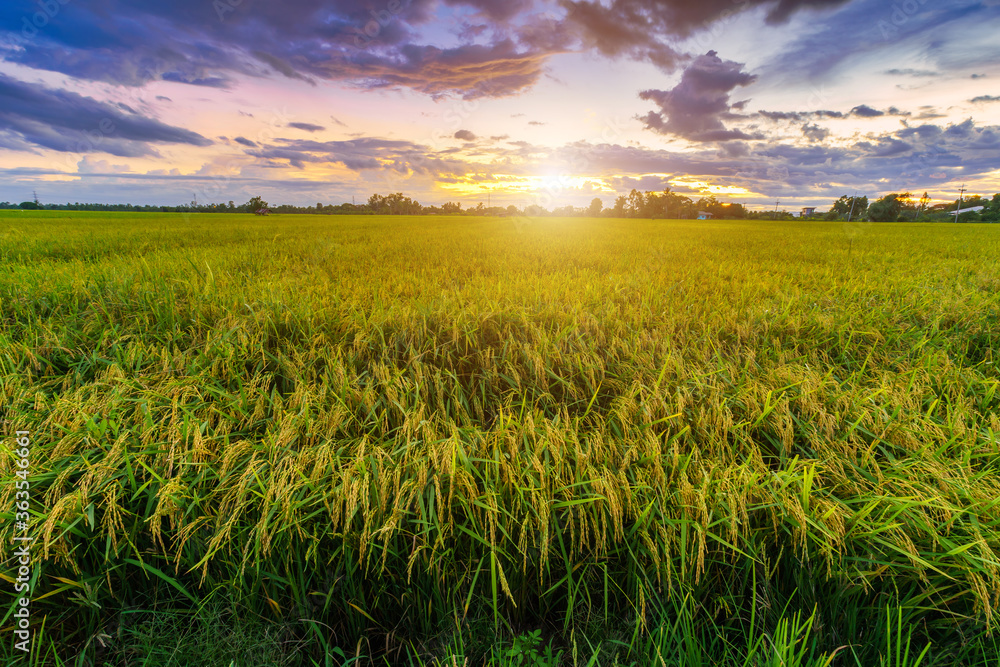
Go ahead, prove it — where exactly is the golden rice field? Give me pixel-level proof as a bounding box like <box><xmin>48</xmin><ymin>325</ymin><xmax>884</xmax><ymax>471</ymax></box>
<box><xmin>1</xmin><ymin>211</ymin><xmax>1000</xmax><ymax>666</ymax></box>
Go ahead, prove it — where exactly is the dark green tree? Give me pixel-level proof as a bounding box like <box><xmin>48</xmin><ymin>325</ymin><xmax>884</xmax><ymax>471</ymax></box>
<box><xmin>831</xmin><ymin>195</ymin><xmax>868</xmax><ymax>220</ymax></box>
<box><xmin>984</xmin><ymin>194</ymin><xmax>1000</xmax><ymax>222</ymax></box>
<box><xmin>867</xmin><ymin>193</ymin><xmax>908</xmax><ymax>222</ymax></box>
<box><xmin>245</xmin><ymin>196</ymin><xmax>268</xmax><ymax>212</ymax></box>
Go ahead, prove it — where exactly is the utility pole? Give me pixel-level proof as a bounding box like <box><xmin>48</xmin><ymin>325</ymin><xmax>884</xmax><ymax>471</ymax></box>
<box><xmin>846</xmin><ymin>191</ymin><xmax>857</xmax><ymax>223</ymax></box>
<box><xmin>773</xmin><ymin>199</ymin><xmax>780</xmax><ymax>219</ymax></box>
<box><xmin>954</xmin><ymin>184</ymin><xmax>965</xmax><ymax>222</ymax></box>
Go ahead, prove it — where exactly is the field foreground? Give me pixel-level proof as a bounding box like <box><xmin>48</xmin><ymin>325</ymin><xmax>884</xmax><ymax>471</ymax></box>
<box><xmin>2</xmin><ymin>212</ymin><xmax>1000</xmax><ymax>665</ymax></box>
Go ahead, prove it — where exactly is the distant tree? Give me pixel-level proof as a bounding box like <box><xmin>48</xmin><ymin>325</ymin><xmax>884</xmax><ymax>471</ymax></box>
<box><xmin>984</xmin><ymin>193</ymin><xmax>1000</xmax><ymax>222</ymax></box>
<box><xmin>962</xmin><ymin>195</ymin><xmax>990</xmax><ymax>209</ymax></box>
<box><xmin>916</xmin><ymin>191</ymin><xmax>930</xmax><ymax>219</ymax></box>
<box><xmin>613</xmin><ymin>196</ymin><xmax>627</xmax><ymax>217</ymax></box>
<box><xmin>441</xmin><ymin>201</ymin><xmax>462</xmax><ymax>214</ymax></box>
<box><xmin>627</xmin><ymin>189</ymin><xmax>645</xmax><ymax>217</ymax></box>
<box><xmin>506</xmin><ymin>204</ymin><xmax>519</xmax><ymax>217</ymax></box>
<box><xmin>660</xmin><ymin>190</ymin><xmax>695</xmax><ymax>218</ymax></box>
<box><xmin>367</xmin><ymin>193</ymin><xmax>386</xmax><ymax>213</ymax></box>
<box><xmin>696</xmin><ymin>195</ymin><xmax>720</xmax><ymax>211</ymax></box>
<box><xmin>831</xmin><ymin>195</ymin><xmax>868</xmax><ymax>220</ymax></box>
<box><xmin>587</xmin><ymin>198</ymin><xmax>603</xmax><ymax>217</ymax></box>
<box><xmin>641</xmin><ymin>192</ymin><xmax>660</xmax><ymax>218</ymax></box>
<box><xmin>697</xmin><ymin>195</ymin><xmax>735</xmax><ymax>219</ymax></box>
<box><xmin>867</xmin><ymin>193</ymin><xmax>907</xmax><ymax>222</ymax></box>
<box><xmin>723</xmin><ymin>203</ymin><xmax>747</xmax><ymax>219</ymax></box>
<box><xmin>245</xmin><ymin>195</ymin><xmax>268</xmax><ymax>212</ymax></box>
<box><xmin>18</xmin><ymin>201</ymin><xmax>40</xmax><ymax>210</ymax></box>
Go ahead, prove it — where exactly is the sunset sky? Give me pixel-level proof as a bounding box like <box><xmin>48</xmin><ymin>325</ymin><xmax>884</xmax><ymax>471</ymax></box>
<box><xmin>1</xmin><ymin>0</ymin><xmax>998</xmax><ymax>211</ymax></box>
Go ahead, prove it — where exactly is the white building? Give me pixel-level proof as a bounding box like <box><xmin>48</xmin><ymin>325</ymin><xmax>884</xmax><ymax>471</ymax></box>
<box><xmin>951</xmin><ymin>205</ymin><xmax>984</xmax><ymax>219</ymax></box>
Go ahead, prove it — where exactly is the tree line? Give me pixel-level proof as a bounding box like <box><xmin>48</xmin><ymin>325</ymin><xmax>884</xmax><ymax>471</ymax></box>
<box><xmin>845</xmin><ymin>192</ymin><xmax>1000</xmax><ymax>223</ymax></box>
<box><xmin>3</xmin><ymin>189</ymin><xmax>998</xmax><ymax>221</ymax></box>
<box><xmin>0</xmin><ymin>190</ymin><xmax>747</xmax><ymax>218</ymax></box>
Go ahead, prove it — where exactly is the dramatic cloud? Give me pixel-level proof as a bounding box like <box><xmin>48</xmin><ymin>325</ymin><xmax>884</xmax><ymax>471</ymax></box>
<box><xmin>851</xmin><ymin>104</ymin><xmax>884</xmax><ymax>117</ymax></box>
<box><xmin>289</xmin><ymin>123</ymin><xmax>326</xmax><ymax>132</ymax></box>
<box><xmin>562</xmin><ymin>0</ymin><xmax>852</xmax><ymax>42</ymax></box>
<box><xmin>244</xmin><ymin>137</ymin><xmax>471</xmax><ymax>174</ymax></box>
<box><xmin>0</xmin><ymin>0</ymin><xmax>553</xmax><ymax>98</ymax></box>
<box><xmin>639</xmin><ymin>51</ymin><xmax>757</xmax><ymax>142</ymax></box>
<box><xmin>0</xmin><ymin>0</ymin><xmax>997</xmax><ymax>208</ymax></box>
<box><xmin>234</xmin><ymin>115</ymin><xmax>998</xmax><ymax>202</ymax></box>
<box><xmin>0</xmin><ymin>0</ymin><xmax>877</xmax><ymax>102</ymax></box>
<box><xmin>0</xmin><ymin>73</ymin><xmax>212</xmax><ymax>157</ymax></box>
<box><xmin>442</xmin><ymin>0</ymin><xmax>534</xmax><ymax>22</ymax></box>
<box><xmin>801</xmin><ymin>123</ymin><xmax>829</xmax><ymax>142</ymax></box>
<box><xmin>0</xmin><ymin>1</ymin><xmax>609</xmax><ymax>101</ymax></box>
<box><xmin>499</xmin><ymin>116</ymin><xmax>1000</xmax><ymax>199</ymax></box>
<box><xmin>558</xmin><ymin>0</ymin><xmax>684</xmax><ymax>73</ymax></box>
<box><xmin>758</xmin><ymin>0</ymin><xmax>1000</xmax><ymax>83</ymax></box>
<box><xmin>316</xmin><ymin>40</ymin><xmax>551</xmax><ymax>99</ymax></box>
<box><xmin>759</xmin><ymin>110</ymin><xmax>844</xmax><ymax>121</ymax></box>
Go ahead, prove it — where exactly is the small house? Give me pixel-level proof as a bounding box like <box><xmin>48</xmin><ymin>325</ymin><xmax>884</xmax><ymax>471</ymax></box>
<box><xmin>255</xmin><ymin>208</ymin><xmax>270</xmax><ymax>216</ymax></box>
<box><xmin>696</xmin><ymin>211</ymin><xmax>713</xmax><ymax>220</ymax></box>
<box><xmin>801</xmin><ymin>207</ymin><xmax>816</xmax><ymax>217</ymax></box>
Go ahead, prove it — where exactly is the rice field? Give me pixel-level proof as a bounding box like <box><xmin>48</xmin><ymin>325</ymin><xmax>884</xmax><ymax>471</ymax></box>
<box><xmin>1</xmin><ymin>210</ymin><xmax>1000</xmax><ymax>666</ymax></box>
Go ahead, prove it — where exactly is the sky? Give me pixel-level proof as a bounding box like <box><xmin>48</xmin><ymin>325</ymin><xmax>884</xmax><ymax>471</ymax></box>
<box><xmin>0</xmin><ymin>0</ymin><xmax>998</xmax><ymax>211</ymax></box>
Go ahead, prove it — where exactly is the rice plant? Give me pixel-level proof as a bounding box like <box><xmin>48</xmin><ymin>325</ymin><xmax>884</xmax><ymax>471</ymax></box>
<box><xmin>1</xmin><ymin>211</ymin><xmax>999</xmax><ymax>665</ymax></box>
